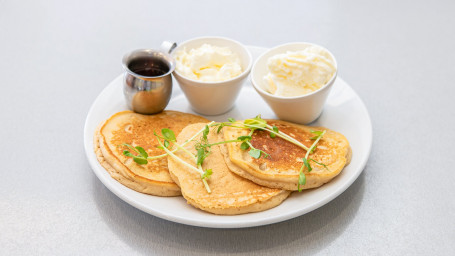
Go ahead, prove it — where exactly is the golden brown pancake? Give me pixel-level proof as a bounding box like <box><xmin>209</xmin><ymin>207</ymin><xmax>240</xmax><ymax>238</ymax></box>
<box><xmin>167</xmin><ymin>123</ymin><xmax>291</xmax><ymax>215</ymax></box>
<box><xmin>222</xmin><ymin>120</ymin><xmax>351</xmax><ymax>191</ymax></box>
<box><xmin>94</xmin><ymin>110</ymin><xmax>208</xmax><ymax>196</ymax></box>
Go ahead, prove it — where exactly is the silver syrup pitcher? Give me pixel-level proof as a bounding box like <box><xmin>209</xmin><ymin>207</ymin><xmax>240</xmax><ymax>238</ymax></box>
<box><xmin>122</xmin><ymin>41</ymin><xmax>177</xmax><ymax>114</ymax></box>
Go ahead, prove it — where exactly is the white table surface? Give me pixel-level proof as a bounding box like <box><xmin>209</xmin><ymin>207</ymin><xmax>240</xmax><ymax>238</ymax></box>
<box><xmin>1</xmin><ymin>0</ymin><xmax>454</xmax><ymax>255</ymax></box>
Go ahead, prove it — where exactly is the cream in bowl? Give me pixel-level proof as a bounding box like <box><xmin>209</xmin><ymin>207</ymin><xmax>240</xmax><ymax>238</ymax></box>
<box><xmin>171</xmin><ymin>37</ymin><xmax>252</xmax><ymax>116</ymax></box>
<box><xmin>175</xmin><ymin>44</ymin><xmax>243</xmax><ymax>82</ymax></box>
<box><xmin>264</xmin><ymin>46</ymin><xmax>336</xmax><ymax>97</ymax></box>
<box><xmin>251</xmin><ymin>42</ymin><xmax>337</xmax><ymax>124</ymax></box>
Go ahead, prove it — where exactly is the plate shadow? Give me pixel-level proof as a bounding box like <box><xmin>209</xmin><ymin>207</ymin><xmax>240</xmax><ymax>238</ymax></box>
<box><xmin>92</xmin><ymin>170</ymin><xmax>366</xmax><ymax>255</ymax></box>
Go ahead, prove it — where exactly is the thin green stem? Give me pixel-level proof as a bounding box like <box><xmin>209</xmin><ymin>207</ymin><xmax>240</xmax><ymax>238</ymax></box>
<box><xmin>203</xmin><ymin>139</ymin><xmax>241</xmax><ymax>147</ymax></box>
<box><xmin>246</xmin><ymin>140</ymin><xmax>255</xmax><ymax>149</ymax></box>
<box><xmin>121</xmin><ymin>143</ymin><xmax>140</xmax><ymax>154</ymax></box>
<box><xmin>146</xmin><ymin>121</ymin><xmax>215</xmax><ymax>160</ymax></box>
<box><xmin>156</xmin><ymin>137</ymin><xmax>202</xmax><ymax>175</ymax></box>
<box><xmin>211</xmin><ymin>122</ymin><xmax>310</xmax><ymax>151</ymax></box>
<box><xmin>183</xmin><ymin>121</ymin><xmax>215</xmax><ymax>146</ymax></box>
<box><xmin>208</xmin><ymin>121</ymin><xmax>311</xmax><ymax>152</ymax></box>
<box><xmin>243</xmin><ymin>124</ymin><xmax>310</xmax><ymax>151</ymax></box>
<box><xmin>198</xmin><ymin>165</ymin><xmax>211</xmax><ymax>193</ymax></box>
<box><xmin>155</xmin><ymin>131</ymin><xmax>212</xmax><ymax>193</ymax></box>
<box><xmin>305</xmin><ymin>130</ymin><xmax>326</xmax><ymax>159</ymax></box>
<box><xmin>173</xmin><ymin>141</ymin><xmax>195</xmax><ymax>159</ymax></box>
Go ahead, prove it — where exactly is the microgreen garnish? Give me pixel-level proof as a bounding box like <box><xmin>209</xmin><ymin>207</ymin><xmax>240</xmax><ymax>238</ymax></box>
<box><xmin>161</xmin><ymin>128</ymin><xmax>176</xmax><ymax>141</ymax></box>
<box><xmin>216</xmin><ymin>125</ymin><xmax>224</xmax><ymax>134</ymax></box>
<box><xmin>297</xmin><ymin>130</ymin><xmax>327</xmax><ymax>192</ymax></box>
<box><xmin>242</xmin><ymin>116</ymin><xmax>310</xmax><ymax>151</ymax></box>
<box><xmin>237</xmin><ymin>135</ymin><xmax>252</xmax><ymax>141</ymax></box>
<box><xmin>248</xmin><ymin>149</ymin><xmax>262</xmax><ymax>159</ymax></box>
<box><xmin>303</xmin><ymin>157</ymin><xmax>312</xmax><ymax>172</ymax></box>
<box><xmin>121</xmin><ymin>143</ymin><xmax>149</xmax><ymax>164</ymax></box>
<box><xmin>310</xmin><ymin>159</ymin><xmax>329</xmax><ymax>171</ymax></box>
<box><xmin>121</xmin><ymin>116</ymin><xmax>329</xmax><ymax>195</ymax></box>
<box><xmin>121</xmin><ymin>121</ymin><xmax>215</xmax><ymax>162</ymax></box>
<box><xmin>270</xmin><ymin>126</ymin><xmax>279</xmax><ymax>138</ymax></box>
<box><xmin>195</xmin><ymin>149</ymin><xmax>211</xmax><ymax>172</ymax></box>
<box><xmin>122</xmin><ymin>151</ymin><xmax>134</xmax><ymax>157</ymax></box>
<box><xmin>235</xmin><ymin>133</ymin><xmax>269</xmax><ymax>159</ymax></box>
<box><xmin>298</xmin><ymin>170</ymin><xmax>306</xmax><ymax>192</ymax></box>
<box><xmin>212</xmin><ymin>118</ymin><xmax>236</xmax><ymax>133</ymax></box>
<box><xmin>201</xmin><ymin>169</ymin><xmax>213</xmax><ymax>180</ymax></box>
<box><xmin>121</xmin><ymin>122</ymin><xmax>217</xmax><ymax>193</ymax></box>
<box><xmin>244</xmin><ymin>115</ymin><xmax>267</xmax><ymax>129</ymax></box>
<box><xmin>310</xmin><ymin>130</ymin><xmax>323</xmax><ymax>140</ymax></box>
<box><xmin>240</xmin><ymin>142</ymin><xmax>249</xmax><ymax>150</ymax></box>
<box><xmin>195</xmin><ymin>125</ymin><xmax>212</xmax><ymax>167</ymax></box>
<box><xmin>202</xmin><ymin>125</ymin><xmax>210</xmax><ymax>139</ymax></box>
<box><xmin>155</xmin><ymin>135</ymin><xmax>212</xmax><ymax>193</ymax></box>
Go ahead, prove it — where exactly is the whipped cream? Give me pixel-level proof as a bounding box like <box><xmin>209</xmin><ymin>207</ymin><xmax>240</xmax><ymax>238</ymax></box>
<box><xmin>175</xmin><ymin>44</ymin><xmax>242</xmax><ymax>82</ymax></box>
<box><xmin>264</xmin><ymin>46</ymin><xmax>336</xmax><ymax>97</ymax></box>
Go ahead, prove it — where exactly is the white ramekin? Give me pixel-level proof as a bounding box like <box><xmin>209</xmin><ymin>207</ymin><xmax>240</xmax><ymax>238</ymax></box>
<box><xmin>171</xmin><ymin>36</ymin><xmax>252</xmax><ymax>116</ymax></box>
<box><xmin>251</xmin><ymin>42</ymin><xmax>337</xmax><ymax>124</ymax></box>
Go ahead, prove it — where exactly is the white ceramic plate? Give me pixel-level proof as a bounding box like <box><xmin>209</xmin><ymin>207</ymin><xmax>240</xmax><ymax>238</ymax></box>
<box><xmin>84</xmin><ymin>46</ymin><xmax>372</xmax><ymax>228</ymax></box>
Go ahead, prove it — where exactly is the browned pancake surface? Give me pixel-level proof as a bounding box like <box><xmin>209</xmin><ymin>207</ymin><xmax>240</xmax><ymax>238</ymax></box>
<box><xmin>167</xmin><ymin>123</ymin><xmax>291</xmax><ymax>215</ymax></box>
<box><xmin>223</xmin><ymin>120</ymin><xmax>351</xmax><ymax>190</ymax></box>
<box><xmin>249</xmin><ymin>121</ymin><xmax>342</xmax><ymax>172</ymax></box>
<box><xmin>95</xmin><ymin>110</ymin><xmax>208</xmax><ymax>196</ymax></box>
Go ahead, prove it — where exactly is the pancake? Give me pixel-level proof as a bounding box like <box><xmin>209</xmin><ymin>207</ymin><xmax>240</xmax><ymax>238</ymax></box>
<box><xmin>222</xmin><ymin>120</ymin><xmax>351</xmax><ymax>191</ymax></box>
<box><xmin>94</xmin><ymin>110</ymin><xmax>208</xmax><ymax>196</ymax></box>
<box><xmin>167</xmin><ymin>123</ymin><xmax>291</xmax><ymax>215</ymax></box>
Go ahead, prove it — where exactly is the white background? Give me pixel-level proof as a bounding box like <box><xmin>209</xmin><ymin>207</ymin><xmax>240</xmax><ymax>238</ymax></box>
<box><xmin>1</xmin><ymin>0</ymin><xmax>454</xmax><ymax>255</ymax></box>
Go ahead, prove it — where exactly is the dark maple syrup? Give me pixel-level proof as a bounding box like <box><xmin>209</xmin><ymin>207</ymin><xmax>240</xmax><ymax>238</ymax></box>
<box><xmin>128</xmin><ymin>57</ymin><xmax>170</xmax><ymax>77</ymax></box>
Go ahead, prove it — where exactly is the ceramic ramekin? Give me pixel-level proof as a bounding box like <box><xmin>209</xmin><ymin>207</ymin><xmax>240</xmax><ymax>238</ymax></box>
<box><xmin>171</xmin><ymin>36</ymin><xmax>252</xmax><ymax>116</ymax></box>
<box><xmin>251</xmin><ymin>42</ymin><xmax>337</xmax><ymax>124</ymax></box>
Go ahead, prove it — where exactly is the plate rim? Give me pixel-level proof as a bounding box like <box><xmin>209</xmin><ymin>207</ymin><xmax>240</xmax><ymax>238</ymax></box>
<box><xmin>84</xmin><ymin>46</ymin><xmax>372</xmax><ymax>228</ymax></box>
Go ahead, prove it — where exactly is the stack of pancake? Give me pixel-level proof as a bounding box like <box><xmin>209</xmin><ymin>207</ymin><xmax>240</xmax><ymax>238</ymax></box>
<box><xmin>94</xmin><ymin>111</ymin><xmax>351</xmax><ymax>215</ymax></box>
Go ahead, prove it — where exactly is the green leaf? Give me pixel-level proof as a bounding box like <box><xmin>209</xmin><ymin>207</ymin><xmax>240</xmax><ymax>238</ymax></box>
<box><xmin>123</xmin><ymin>150</ymin><xmax>134</xmax><ymax>157</ymax></box>
<box><xmin>298</xmin><ymin>171</ymin><xmax>306</xmax><ymax>192</ymax></box>
<box><xmin>228</xmin><ymin>118</ymin><xmax>236</xmax><ymax>122</ymax></box>
<box><xmin>161</xmin><ymin>128</ymin><xmax>176</xmax><ymax>141</ymax></box>
<box><xmin>216</xmin><ymin>123</ymin><xmax>224</xmax><ymax>133</ymax></box>
<box><xmin>310</xmin><ymin>130</ymin><xmax>323</xmax><ymax>140</ymax></box>
<box><xmin>133</xmin><ymin>156</ymin><xmax>148</xmax><ymax>165</ymax></box>
<box><xmin>270</xmin><ymin>125</ymin><xmax>278</xmax><ymax>138</ymax></box>
<box><xmin>311</xmin><ymin>130</ymin><xmax>323</xmax><ymax>136</ymax></box>
<box><xmin>203</xmin><ymin>125</ymin><xmax>210</xmax><ymax>139</ymax></box>
<box><xmin>244</xmin><ymin>115</ymin><xmax>267</xmax><ymax>129</ymax></box>
<box><xmin>135</xmin><ymin>146</ymin><xmax>148</xmax><ymax>158</ymax></box>
<box><xmin>249</xmin><ymin>149</ymin><xmax>261</xmax><ymax>159</ymax></box>
<box><xmin>237</xmin><ymin>135</ymin><xmax>252</xmax><ymax>141</ymax></box>
<box><xmin>201</xmin><ymin>169</ymin><xmax>213</xmax><ymax>180</ymax></box>
<box><xmin>303</xmin><ymin>157</ymin><xmax>312</xmax><ymax>172</ymax></box>
<box><xmin>196</xmin><ymin>148</ymin><xmax>206</xmax><ymax>166</ymax></box>
<box><xmin>310</xmin><ymin>146</ymin><xmax>317</xmax><ymax>153</ymax></box>
<box><xmin>240</xmin><ymin>141</ymin><xmax>250</xmax><ymax>150</ymax></box>
<box><xmin>164</xmin><ymin>140</ymin><xmax>170</xmax><ymax>148</ymax></box>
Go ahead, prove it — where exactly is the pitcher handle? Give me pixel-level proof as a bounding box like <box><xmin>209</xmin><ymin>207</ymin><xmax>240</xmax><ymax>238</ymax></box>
<box><xmin>160</xmin><ymin>41</ymin><xmax>177</xmax><ymax>54</ymax></box>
